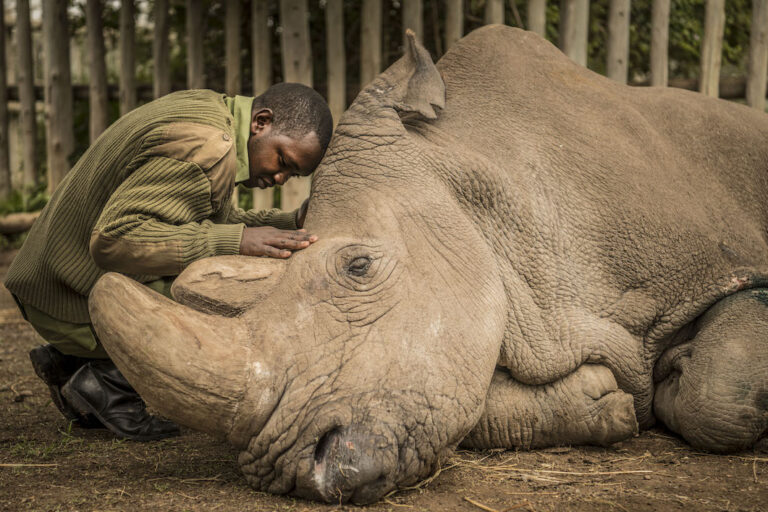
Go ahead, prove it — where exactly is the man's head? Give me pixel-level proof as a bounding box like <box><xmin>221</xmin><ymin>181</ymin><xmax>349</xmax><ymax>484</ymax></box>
<box><xmin>247</xmin><ymin>83</ymin><xmax>334</xmax><ymax>189</ymax></box>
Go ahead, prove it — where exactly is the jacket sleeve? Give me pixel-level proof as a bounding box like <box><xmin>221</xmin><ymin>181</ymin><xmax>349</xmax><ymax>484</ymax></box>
<box><xmin>223</xmin><ymin>201</ymin><xmax>299</xmax><ymax>230</ymax></box>
<box><xmin>89</xmin><ymin>156</ymin><xmax>244</xmax><ymax>276</ymax></box>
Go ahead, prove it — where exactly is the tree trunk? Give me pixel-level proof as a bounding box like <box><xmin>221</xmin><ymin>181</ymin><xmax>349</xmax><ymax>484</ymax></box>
<box><xmin>527</xmin><ymin>0</ymin><xmax>547</xmax><ymax>36</ymax></box>
<box><xmin>650</xmin><ymin>0</ymin><xmax>670</xmax><ymax>86</ymax></box>
<box><xmin>0</xmin><ymin>211</ymin><xmax>41</xmax><ymax>235</ymax></box>
<box><xmin>252</xmin><ymin>0</ymin><xmax>273</xmax><ymax>210</ymax></box>
<box><xmin>0</xmin><ymin>0</ymin><xmax>9</xmax><ymax>200</ymax></box>
<box><xmin>360</xmin><ymin>0</ymin><xmax>381</xmax><ymax>89</ymax></box>
<box><xmin>186</xmin><ymin>0</ymin><xmax>205</xmax><ymax>89</ymax></box>
<box><xmin>485</xmin><ymin>0</ymin><xmax>504</xmax><ymax>24</ymax></box>
<box><xmin>402</xmin><ymin>0</ymin><xmax>423</xmax><ymax>44</ymax></box>
<box><xmin>699</xmin><ymin>0</ymin><xmax>725</xmax><ymax>97</ymax></box>
<box><xmin>16</xmin><ymin>0</ymin><xmax>37</xmax><ymax>188</ymax></box>
<box><xmin>445</xmin><ymin>0</ymin><xmax>463</xmax><ymax>49</ymax></box>
<box><xmin>279</xmin><ymin>0</ymin><xmax>312</xmax><ymax>212</ymax></box>
<box><xmin>226</xmin><ymin>0</ymin><xmax>241</xmax><ymax>96</ymax></box>
<box><xmin>747</xmin><ymin>0</ymin><xmax>768</xmax><ymax>110</ymax></box>
<box><xmin>120</xmin><ymin>0</ymin><xmax>136</xmax><ymax>114</ymax></box>
<box><xmin>325</xmin><ymin>0</ymin><xmax>345</xmax><ymax>125</ymax></box>
<box><xmin>86</xmin><ymin>0</ymin><xmax>108</xmax><ymax>142</ymax></box>
<box><xmin>153</xmin><ymin>0</ymin><xmax>171</xmax><ymax>98</ymax></box>
<box><xmin>606</xmin><ymin>0</ymin><xmax>630</xmax><ymax>83</ymax></box>
<box><xmin>43</xmin><ymin>0</ymin><xmax>74</xmax><ymax>194</ymax></box>
<box><xmin>559</xmin><ymin>0</ymin><xmax>589</xmax><ymax>67</ymax></box>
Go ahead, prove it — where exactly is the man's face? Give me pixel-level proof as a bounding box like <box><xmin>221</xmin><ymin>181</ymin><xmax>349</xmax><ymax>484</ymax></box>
<box><xmin>247</xmin><ymin>108</ymin><xmax>325</xmax><ymax>189</ymax></box>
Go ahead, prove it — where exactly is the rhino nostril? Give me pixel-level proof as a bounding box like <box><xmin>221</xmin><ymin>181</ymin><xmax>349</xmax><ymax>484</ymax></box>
<box><xmin>311</xmin><ymin>425</ymin><xmax>396</xmax><ymax>504</ymax></box>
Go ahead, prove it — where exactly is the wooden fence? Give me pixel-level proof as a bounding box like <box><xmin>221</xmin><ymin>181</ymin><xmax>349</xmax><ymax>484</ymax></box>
<box><xmin>0</xmin><ymin>0</ymin><xmax>765</xmax><ymax>214</ymax></box>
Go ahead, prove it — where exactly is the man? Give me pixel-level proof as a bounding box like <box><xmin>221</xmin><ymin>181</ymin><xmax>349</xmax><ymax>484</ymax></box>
<box><xmin>5</xmin><ymin>83</ymin><xmax>333</xmax><ymax>441</ymax></box>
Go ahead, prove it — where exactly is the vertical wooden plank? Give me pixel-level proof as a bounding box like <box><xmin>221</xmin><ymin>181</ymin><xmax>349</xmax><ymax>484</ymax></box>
<box><xmin>120</xmin><ymin>0</ymin><xmax>136</xmax><ymax>114</ymax></box>
<box><xmin>226</xmin><ymin>0</ymin><xmax>241</xmax><ymax>96</ymax></box>
<box><xmin>153</xmin><ymin>0</ymin><xmax>171</xmax><ymax>98</ymax></box>
<box><xmin>252</xmin><ymin>0</ymin><xmax>273</xmax><ymax>210</ymax></box>
<box><xmin>606</xmin><ymin>0</ymin><xmax>630</xmax><ymax>83</ymax></box>
<box><xmin>0</xmin><ymin>0</ymin><xmax>9</xmax><ymax>199</ymax></box>
<box><xmin>747</xmin><ymin>0</ymin><xmax>768</xmax><ymax>110</ymax></box>
<box><xmin>86</xmin><ymin>0</ymin><xmax>108</xmax><ymax>142</ymax></box>
<box><xmin>16</xmin><ymin>0</ymin><xmax>36</xmax><ymax>188</ymax></box>
<box><xmin>485</xmin><ymin>0</ymin><xmax>504</xmax><ymax>25</ymax></box>
<box><xmin>186</xmin><ymin>0</ymin><xmax>205</xmax><ymax>89</ymax></box>
<box><xmin>650</xmin><ymin>0</ymin><xmax>670</xmax><ymax>86</ymax></box>
<box><xmin>360</xmin><ymin>0</ymin><xmax>381</xmax><ymax>89</ymax></box>
<box><xmin>279</xmin><ymin>0</ymin><xmax>312</xmax><ymax>211</ymax></box>
<box><xmin>325</xmin><ymin>0</ymin><xmax>345</xmax><ymax>125</ymax></box>
<box><xmin>527</xmin><ymin>0</ymin><xmax>547</xmax><ymax>36</ymax></box>
<box><xmin>699</xmin><ymin>0</ymin><xmax>725</xmax><ymax>97</ymax></box>
<box><xmin>559</xmin><ymin>0</ymin><xmax>589</xmax><ymax>67</ymax></box>
<box><xmin>43</xmin><ymin>0</ymin><xmax>74</xmax><ymax>194</ymax></box>
<box><xmin>402</xmin><ymin>0</ymin><xmax>423</xmax><ymax>43</ymax></box>
<box><xmin>445</xmin><ymin>0</ymin><xmax>463</xmax><ymax>49</ymax></box>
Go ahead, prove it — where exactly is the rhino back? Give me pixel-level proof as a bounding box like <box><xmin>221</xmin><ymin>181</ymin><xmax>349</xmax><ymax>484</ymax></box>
<box><xmin>430</xmin><ymin>25</ymin><xmax>768</xmax><ymax>346</ymax></box>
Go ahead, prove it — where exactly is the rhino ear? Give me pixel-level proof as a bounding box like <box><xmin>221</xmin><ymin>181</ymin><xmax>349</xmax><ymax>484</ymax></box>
<box><xmin>364</xmin><ymin>29</ymin><xmax>445</xmax><ymax>120</ymax></box>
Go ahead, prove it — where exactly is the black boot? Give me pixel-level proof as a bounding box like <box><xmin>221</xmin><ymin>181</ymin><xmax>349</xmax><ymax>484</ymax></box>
<box><xmin>61</xmin><ymin>360</ymin><xmax>181</xmax><ymax>441</ymax></box>
<box><xmin>28</xmin><ymin>345</ymin><xmax>101</xmax><ymax>428</ymax></box>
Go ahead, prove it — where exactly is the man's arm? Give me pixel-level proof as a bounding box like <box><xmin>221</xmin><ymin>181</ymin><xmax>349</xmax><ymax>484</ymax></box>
<box><xmin>90</xmin><ymin>156</ymin><xmax>244</xmax><ymax>276</ymax></box>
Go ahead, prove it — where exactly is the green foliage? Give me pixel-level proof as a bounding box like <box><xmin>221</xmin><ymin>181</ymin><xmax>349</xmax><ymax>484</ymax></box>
<box><xmin>0</xmin><ymin>182</ymin><xmax>48</xmax><ymax>216</ymax></box>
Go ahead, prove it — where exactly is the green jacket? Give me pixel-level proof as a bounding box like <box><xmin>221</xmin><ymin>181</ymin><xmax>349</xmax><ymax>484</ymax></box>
<box><xmin>5</xmin><ymin>89</ymin><xmax>297</xmax><ymax>324</ymax></box>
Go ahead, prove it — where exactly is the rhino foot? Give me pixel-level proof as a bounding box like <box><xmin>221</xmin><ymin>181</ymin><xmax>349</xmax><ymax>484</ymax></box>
<box><xmin>462</xmin><ymin>364</ymin><xmax>638</xmax><ymax>450</ymax></box>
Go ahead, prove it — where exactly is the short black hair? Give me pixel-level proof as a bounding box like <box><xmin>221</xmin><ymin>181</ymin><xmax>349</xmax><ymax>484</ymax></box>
<box><xmin>253</xmin><ymin>83</ymin><xmax>333</xmax><ymax>150</ymax></box>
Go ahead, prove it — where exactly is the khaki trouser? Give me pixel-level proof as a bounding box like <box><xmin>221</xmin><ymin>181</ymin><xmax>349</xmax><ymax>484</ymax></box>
<box><xmin>14</xmin><ymin>278</ymin><xmax>174</xmax><ymax>359</ymax></box>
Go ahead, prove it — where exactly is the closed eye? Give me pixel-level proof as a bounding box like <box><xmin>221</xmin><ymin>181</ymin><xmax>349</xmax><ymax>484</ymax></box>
<box><xmin>347</xmin><ymin>256</ymin><xmax>372</xmax><ymax>276</ymax></box>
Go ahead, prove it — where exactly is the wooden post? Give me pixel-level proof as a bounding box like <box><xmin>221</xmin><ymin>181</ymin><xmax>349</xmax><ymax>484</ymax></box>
<box><xmin>527</xmin><ymin>0</ymin><xmax>547</xmax><ymax>36</ymax></box>
<box><xmin>16</xmin><ymin>0</ymin><xmax>37</xmax><ymax>188</ymax></box>
<box><xmin>606</xmin><ymin>0</ymin><xmax>630</xmax><ymax>83</ymax></box>
<box><xmin>186</xmin><ymin>0</ymin><xmax>205</xmax><ymax>89</ymax></box>
<box><xmin>226</xmin><ymin>0</ymin><xmax>241</xmax><ymax>96</ymax></box>
<box><xmin>0</xmin><ymin>0</ymin><xmax>9</xmax><ymax>200</ymax></box>
<box><xmin>747</xmin><ymin>0</ymin><xmax>768</xmax><ymax>110</ymax></box>
<box><xmin>120</xmin><ymin>0</ymin><xmax>136</xmax><ymax>114</ymax></box>
<box><xmin>153</xmin><ymin>0</ymin><xmax>171</xmax><ymax>98</ymax></box>
<box><xmin>699</xmin><ymin>0</ymin><xmax>725</xmax><ymax>97</ymax></box>
<box><xmin>650</xmin><ymin>0</ymin><xmax>670</xmax><ymax>86</ymax></box>
<box><xmin>325</xmin><ymin>0</ymin><xmax>345</xmax><ymax>125</ymax></box>
<box><xmin>252</xmin><ymin>0</ymin><xmax>273</xmax><ymax>210</ymax></box>
<box><xmin>86</xmin><ymin>0</ymin><xmax>108</xmax><ymax>142</ymax></box>
<box><xmin>43</xmin><ymin>0</ymin><xmax>75</xmax><ymax>194</ymax></box>
<box><xmin>485</xmin><ymin>0</ymin><xmax>504</xmax><ymax>24</ymax></box>
<box><xmin>360</xmin><ymin>0</ymin><xmax>381</xmax><ymax>89</ymax></box>
<box><xmin>559</xmin><ymin>0</ymin><xmax>590</xmax><ymax>67</ymax></box>
<box><xmin>402</xmin><ymin>0</ymin><xmax>423</xmax><ymax>43</ymax></box>
<box><xmin>445</xmin><ymin>0</ymin><xmax>463</xmax><ymax>49</ymax></box>
<box><xmin>279</xmin><ymin>0</ymin><xmax>312</xmax><ymax>212</ymax></box>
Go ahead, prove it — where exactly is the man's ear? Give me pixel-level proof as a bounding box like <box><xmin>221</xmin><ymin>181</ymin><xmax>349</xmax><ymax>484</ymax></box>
<box><xmin>251</xmin><ymin>108</ymin><xmax>273</xmax><ymax>136</ymax></box>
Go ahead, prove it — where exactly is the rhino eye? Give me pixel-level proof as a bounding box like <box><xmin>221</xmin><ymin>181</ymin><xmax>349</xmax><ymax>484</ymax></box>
<box><xmin>347</xmin><ymin>256</ymin><xmax>372</xmax><ymax>276</ymax></box>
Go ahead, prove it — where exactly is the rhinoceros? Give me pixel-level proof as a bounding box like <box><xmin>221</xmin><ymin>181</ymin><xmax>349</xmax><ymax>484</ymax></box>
<box><xmin>88</xmin><ymin>25</ymin><xmax>768</xmax><ymax>504</ymax></box>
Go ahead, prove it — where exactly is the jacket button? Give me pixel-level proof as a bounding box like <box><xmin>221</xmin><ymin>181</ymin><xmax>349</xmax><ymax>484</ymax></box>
<box><xmin>222</xmin><ymin>133</ymin><xmax>231</xmax><ymax>141</ymax></box>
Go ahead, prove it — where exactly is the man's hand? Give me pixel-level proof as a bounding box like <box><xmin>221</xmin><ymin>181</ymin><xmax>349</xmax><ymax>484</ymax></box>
<box><xmin>239</xmin><ymin>227</ymin><xmax>318</xmax><ymax>258</ymax></box>
<box><xmin>296</xmin><ymin>198</ymin><xmax>310</xmax><ymax>229</ymax></box>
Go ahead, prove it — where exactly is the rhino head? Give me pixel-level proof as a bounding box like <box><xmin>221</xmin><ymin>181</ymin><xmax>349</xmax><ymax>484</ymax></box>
<box><xmin>89</xmin><ymin>32</ymin><xmax>506</xmax><ymax>504</ymax></box>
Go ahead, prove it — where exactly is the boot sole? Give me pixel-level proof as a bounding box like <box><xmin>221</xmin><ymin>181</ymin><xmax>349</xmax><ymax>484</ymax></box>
<box><xmin>61</xmin><ymin>382</ymin><xmax>179</xmax><ymax>442</ymax></box>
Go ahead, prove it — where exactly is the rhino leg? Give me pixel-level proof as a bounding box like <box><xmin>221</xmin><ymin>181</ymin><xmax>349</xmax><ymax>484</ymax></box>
<box><xmin>462</xmin><ymin>364</ymin><xmax>638</xmax><ymax>449</ymax></box>
<box><xmin>654</xmin><ymin>289</ymin><xmax>768</xmax><ymax>453</ymax></box>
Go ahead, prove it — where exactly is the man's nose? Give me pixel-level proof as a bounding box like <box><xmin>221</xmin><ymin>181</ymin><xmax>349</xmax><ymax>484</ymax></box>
<box><xmin>273</xmin><ymin>172</ymin><xmax>291</xmax><ymax>185</ymax></box>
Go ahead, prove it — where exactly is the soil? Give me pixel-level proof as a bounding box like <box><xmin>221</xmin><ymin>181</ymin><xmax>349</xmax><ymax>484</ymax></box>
<box><xmin>0</xmin><ymin>249</ymin><xmax>766</xmax><ymax>512</ymax></box>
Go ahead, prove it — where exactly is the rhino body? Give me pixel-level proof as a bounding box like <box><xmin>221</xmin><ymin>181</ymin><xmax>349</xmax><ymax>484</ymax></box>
<box><xmin>89</xmin><ymin>26</ymin><xmax>768</xmax><ymax>504</ymax></box>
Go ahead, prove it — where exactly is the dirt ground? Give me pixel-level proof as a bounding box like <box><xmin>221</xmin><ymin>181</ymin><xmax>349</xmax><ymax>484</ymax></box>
<box><xmin>0</xmin><ymin>249</ymin><xmax>766</xmax><ymax>512</ymax></box>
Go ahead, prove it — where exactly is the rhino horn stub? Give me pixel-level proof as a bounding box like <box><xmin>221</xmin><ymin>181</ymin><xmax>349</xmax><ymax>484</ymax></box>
<box><xmin>357</xmin><ymin>29</ymin><xmax>445</xmax><ymax>121</ymax></box>
<box><xmin>171</xmin><ymin>255</ymin><xmax>286</xmax><ymax>317</ymax></box>
<box><xmin>89</xmin><ymin>272</ymin><xmax>256</xmax><ymax>442</ymax></box>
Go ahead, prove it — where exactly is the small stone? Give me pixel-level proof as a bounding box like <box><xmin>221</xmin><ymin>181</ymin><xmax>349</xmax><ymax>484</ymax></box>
<box><xmin>644</xmin><ymin>475</ymin><xmax>652</xmax><ymax>480</ymax></box>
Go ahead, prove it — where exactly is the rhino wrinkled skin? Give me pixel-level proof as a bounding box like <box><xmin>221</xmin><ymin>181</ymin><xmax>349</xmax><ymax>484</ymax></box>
<box><xmin>88</xmin><ymin>26</ymin><xmax>768</xmax><ymax>504</ymax></box>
